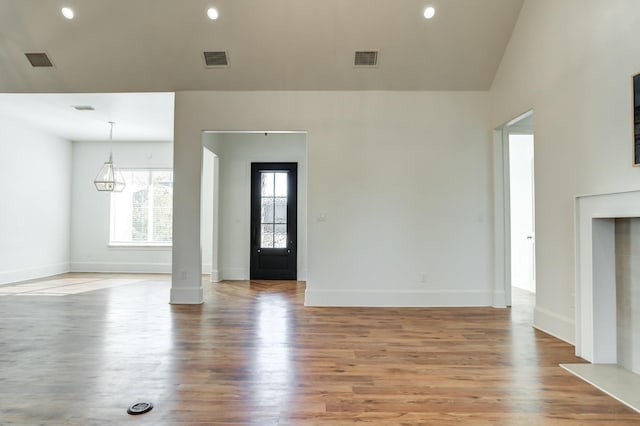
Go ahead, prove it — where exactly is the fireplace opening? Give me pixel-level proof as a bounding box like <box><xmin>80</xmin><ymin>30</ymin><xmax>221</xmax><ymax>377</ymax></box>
<box><xmin>615</xmin><ymin>218</ymin><xmax>640</xmax><ymax>375</ymax></box>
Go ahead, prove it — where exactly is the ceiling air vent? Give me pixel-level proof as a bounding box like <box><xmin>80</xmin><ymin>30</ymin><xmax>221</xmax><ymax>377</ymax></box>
<box><xmin>72</xmin><ymin>105</ymin><xmax>95</xmax><ymax>111</ymax></box>
<box><xmin>25</xmin><ymin>52</ymin><xmax>54</xmax><ymax>68</ymax></box>
<box><xmin>203</xmin><ymin>51</ymin><xmax>229</xmax><ymax>68</ymax></box>
<box><xmin>354</xmin><ymin>50</ymin><xmax>378</xmax><ymax>67</ymax></box>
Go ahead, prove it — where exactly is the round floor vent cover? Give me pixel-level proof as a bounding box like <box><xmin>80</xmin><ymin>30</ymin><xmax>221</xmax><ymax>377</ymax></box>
<box><xmin>127</xmin><ymin>401</ymin><xmax>153</xmax><ymax>415</ymax></box>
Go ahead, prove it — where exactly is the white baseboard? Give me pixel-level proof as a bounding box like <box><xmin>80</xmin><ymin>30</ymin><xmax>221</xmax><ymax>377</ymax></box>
<box><xmin>0</xmin><ymin>262</ymin><xmax>70</xmax><ymax>286</ymax></box>
<box><xmin>534</xmin><ymin>305</ymin><xmax>575</xmax><ymax>345</ymax></box>
<box><xmin>218</xmin><ymin>268</ymin><xmax>306</xmax><ymax>281</ymax></box>
<box><xmin>492</xmin><ymin>290</ymin><xmax>507</xmax><ymax>308</ymax></box>
<box><xmin>222</xmin><ymin>268</ymin><xmax>249</xmax><ymax>280</ymax></box>
<box><xmin>304</xmin><ymin>288</ymin><xmax>493</xmax><ymax>307</ymax></box>
<box><xmin>70</xmin><ymin>262</ymin><xmax>171</xmax><ymax>274</ymax></box>
<box><xmin>210</xmin><ymin>269</ymin><xmax>221</xmax><ymax>282</ymax></box>
<box><xmin>170</xmin><ymin>286</ymin><xmax>203</xmax><ymax>304</ymax></box>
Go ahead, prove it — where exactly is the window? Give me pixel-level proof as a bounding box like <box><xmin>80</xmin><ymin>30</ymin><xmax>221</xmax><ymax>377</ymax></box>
<box><xmin>260</xmin><ymin>171</ymin><xmax>288</xmax><ymax>248</ymax></box>
<box><xmin>110</xmin><ymin>170</ymin><xmax>173</xmax><ymax>246</ymax></box>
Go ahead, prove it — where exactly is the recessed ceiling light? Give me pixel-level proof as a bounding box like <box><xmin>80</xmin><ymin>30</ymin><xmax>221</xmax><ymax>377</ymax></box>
<box><xmin>207</xmin><ymin>7</ymin><xmax>219</xmax><ymax>20</ymax></box>
<box><xmin>61</xmin><ymin>7</ymin><xmax>74</xmax><ymax>20</ymax></box>
<box><xmin>423</xmin><ymin>6</ymin><xmax>435</xmax><ymax>19</ymax></box>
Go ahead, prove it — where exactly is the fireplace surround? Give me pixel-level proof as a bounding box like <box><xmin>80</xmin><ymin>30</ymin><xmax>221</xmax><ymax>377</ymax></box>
<box><xmin>566</xmin><ymin>189</ymin><xmax>640</xmax><ymax>412</ymax></box>
<box><xmin>574</xmin><ymin>190</ymin><xmax>640</xmax><ymax>362</ymax></box>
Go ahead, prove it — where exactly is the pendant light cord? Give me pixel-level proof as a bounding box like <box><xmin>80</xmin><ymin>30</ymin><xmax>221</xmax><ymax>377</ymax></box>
<box><xmin>109</xmin><ymin>121</ymin><xmax>115</xmax><ymax>162</ymax></box>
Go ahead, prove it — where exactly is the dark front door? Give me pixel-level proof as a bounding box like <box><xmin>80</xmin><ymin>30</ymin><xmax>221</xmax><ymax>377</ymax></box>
<box><xmin>250</xmin><ymin>163</ymin><xmax>297</xmax><ymax>280</ymax></box>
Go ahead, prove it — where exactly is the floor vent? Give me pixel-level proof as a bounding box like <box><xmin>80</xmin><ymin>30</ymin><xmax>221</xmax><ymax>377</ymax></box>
<box><xmin>127</xmin><ymin>401</ymin><xmax>153</xmax><ymax>415</ymax></box>
<box><xmin>203</xmin><ymin>51</ymin><xmax>229</xmax><ymax>67</ymax></box>
<box><xmin>25</xmin><ymin>52</ymin><xmax>54</xmax><ymax>67</ymax></box>
<box><xmin>354</xmin><ymin>50</ymin><xmax>378</xmax><ymax>67</ymax></box>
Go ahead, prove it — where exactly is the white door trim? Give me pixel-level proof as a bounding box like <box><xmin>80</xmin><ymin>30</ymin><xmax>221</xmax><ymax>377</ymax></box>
<box><xmin>492</xmin><ymin>128</ymin><xmax>510</xmax><ymax>308</ymax></box>
<box><xmin>493</xmin><ymin>110</ymin><xmax>534</xmax><ymax>307</ymax></box>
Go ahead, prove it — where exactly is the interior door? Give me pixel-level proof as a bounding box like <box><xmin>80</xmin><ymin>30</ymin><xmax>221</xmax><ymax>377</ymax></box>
<box><xmin>508</xmin><ymin>133</ymin><xmax>536</xmax><ymax>293</ymax></box>
<box><xmin>250</xmin><ymin>163</ymin><xmax>297</xmax><ymax>280</ymax></box>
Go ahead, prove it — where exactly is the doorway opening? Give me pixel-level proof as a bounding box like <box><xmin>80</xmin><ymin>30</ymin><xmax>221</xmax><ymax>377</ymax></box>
<box><xmin>496</xmin><ymin>111</ymin><xmax>536</xmax><ymax>308</ymax></box>
<box><xmin>200</xmin><ymin>131</ymin><xmax>307</xmax><ymax>283</ymax></box>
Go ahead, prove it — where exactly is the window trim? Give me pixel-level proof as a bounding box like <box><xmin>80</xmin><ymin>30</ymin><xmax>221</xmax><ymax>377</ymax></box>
<box><xmin>108</xmin><ymin>242</ymin><xmax>172</xmax><ymax>249</ymax></box>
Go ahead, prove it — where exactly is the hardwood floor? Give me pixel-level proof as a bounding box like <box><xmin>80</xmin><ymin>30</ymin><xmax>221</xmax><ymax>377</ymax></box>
<box><xmin>0</xmin><ymin>275</ymin><xmax>638</xmax><ymax>425</ymax></box>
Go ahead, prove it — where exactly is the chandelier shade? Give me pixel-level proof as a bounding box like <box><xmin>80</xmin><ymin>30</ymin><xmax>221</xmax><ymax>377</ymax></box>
<box><xmin>94</xmin><ymin>153</ymin><xmax>126</xmax><ymax>191</ymax></box>
<box><xmin>94</xmin><ymin>121</ymin><xmax>126</xmax><ymax>192</ymax></box>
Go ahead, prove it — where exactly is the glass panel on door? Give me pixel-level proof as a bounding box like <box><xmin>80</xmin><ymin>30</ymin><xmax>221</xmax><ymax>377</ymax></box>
<box><xmin>260</xmin><ymin>171</ymin><xmax>288</xmax><ymax>249</ymax></box>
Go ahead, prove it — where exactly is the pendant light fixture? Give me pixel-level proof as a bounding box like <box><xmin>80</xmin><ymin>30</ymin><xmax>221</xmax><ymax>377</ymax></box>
<box><xmin>94</xmin><ymin>121</ymin><xmax>126</xmax><ymax>192</ymax></box>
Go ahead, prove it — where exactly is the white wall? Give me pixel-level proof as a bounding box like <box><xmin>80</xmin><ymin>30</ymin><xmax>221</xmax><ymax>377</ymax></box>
<box><xmin>490</xmin><ymin>0</ymin><xmax>640</xmax><ymax>342</ymax></box>
<box><xmin>0</xmin><ymin>117</ymin><xmax>71</xmax><ymax>284</ymax></box>
<box><xmin>202</xmin><ymin>133</ymin><xmax>224</xmax><ymax>280</ymax></box>
<box><xmin>616</xmin><ymin>218</ymin><xmax>640</xmax><ymax>374</ymax></box>
<box><xmin>171</xmin><ymin>91</ymin><xmax>494</xmax><ymax>306</ymax></box>
<box><xmin>70</xmin><ymin>141</ymin><xmax>173</xmax><ymax>272</ymax></box>
<box><xmin>201</xmin><ymin>147</ymin><xmax>216</xmax><ymax>276</ymax></box>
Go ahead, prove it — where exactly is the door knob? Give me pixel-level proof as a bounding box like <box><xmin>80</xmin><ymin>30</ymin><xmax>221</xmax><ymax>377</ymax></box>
<box><xmin>526</xmin><ymin>236</ymin><xmax>533</xmax><ymax>239</ymax></box>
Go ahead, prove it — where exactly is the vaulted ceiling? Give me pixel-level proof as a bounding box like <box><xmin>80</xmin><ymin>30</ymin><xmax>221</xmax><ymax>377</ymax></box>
<box><xmin>0</xmin><ymin>0</ymin><xmax>524</xmax><ymax>93</ymax></box>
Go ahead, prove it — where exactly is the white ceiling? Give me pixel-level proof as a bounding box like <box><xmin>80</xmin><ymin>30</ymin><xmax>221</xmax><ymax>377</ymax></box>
<box><xmin>0</xmin><ymin>93</ymin><xmax>174</xmax><ymax>141</ymax></box>
<box><xmin>0</xmin><ymin>0</ymin><xmax>524</xmax><ymax>141</ymax></box>
<box><xmin>0</xmin><ymin>0</ymin><xmax>524</xmax><ymax>92</ymax></box>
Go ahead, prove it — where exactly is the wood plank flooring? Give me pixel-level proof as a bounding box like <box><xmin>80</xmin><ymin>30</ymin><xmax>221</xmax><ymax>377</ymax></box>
<box><xmin>0</xmin><ymin>274</ymin><xmax>638</xmax><ymax>425</ymax></box>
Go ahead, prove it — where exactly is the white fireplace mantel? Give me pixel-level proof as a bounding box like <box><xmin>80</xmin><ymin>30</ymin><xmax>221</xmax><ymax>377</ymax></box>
<box><xmin>575</xmin><ymin>189</ymin><xmax>640</xmax><ymax>363</ymax></box>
